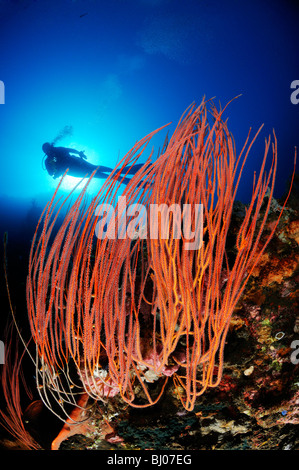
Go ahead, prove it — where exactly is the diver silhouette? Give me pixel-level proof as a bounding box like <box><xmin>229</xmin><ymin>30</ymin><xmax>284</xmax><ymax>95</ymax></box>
<box><xmin>42</xmin><ymin>142</ymin><xmax>144</xmax><ymax>185</ymax></box>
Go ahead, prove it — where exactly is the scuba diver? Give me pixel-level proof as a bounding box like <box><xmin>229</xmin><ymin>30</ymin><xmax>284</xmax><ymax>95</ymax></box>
<box><xmin>42</xmin><ymin>142</ymin><xmax>145</xmax><ymax>185</ymax></box>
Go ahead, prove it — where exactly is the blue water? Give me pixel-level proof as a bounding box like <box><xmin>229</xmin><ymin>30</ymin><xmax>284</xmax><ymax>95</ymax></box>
<box><xmin>0</xmin><ymin>0</ymin><xmax>298</xmax><ymax>236</ymax></box>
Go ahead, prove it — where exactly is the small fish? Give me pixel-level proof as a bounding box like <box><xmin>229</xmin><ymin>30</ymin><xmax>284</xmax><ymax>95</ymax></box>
<box><xmin>79</xmin><ymin>12</ymin><xmax>88</xmax><ymax>18</ymax></box>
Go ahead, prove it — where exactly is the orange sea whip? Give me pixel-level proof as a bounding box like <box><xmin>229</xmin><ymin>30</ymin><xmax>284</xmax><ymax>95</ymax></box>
<box><xmin>0</xmin><ymin>323</ymin><xmax>41</xmax><ymax>449</ymax></box>
<box><xmin>26</xmin><ymin>98</ymin><xmax>296</xmax><ymax>415</ymax></box>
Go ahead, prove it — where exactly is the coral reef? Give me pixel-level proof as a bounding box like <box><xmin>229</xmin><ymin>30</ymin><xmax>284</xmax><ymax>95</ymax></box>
<box><xmin>53</xmin><ymin>193</ymin><xmax>299</xmax><ymax>450</ymax></box>
<box><xmin>1</xmin><ymin>100</ymin><xmax>298</xmax><ymax>451</ymax></box>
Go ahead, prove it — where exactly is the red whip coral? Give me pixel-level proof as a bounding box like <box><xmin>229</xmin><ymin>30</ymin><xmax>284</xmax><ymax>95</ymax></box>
<box><xmin>26</xmin><ymin>98</ymin><xmax>295</xmax><ymax>416</ymax></box>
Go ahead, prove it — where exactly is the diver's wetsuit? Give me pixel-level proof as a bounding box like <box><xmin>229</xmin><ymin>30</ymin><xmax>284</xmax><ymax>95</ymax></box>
<box><xmin>44</xmin><ymin>145</ymin><xmax>144</xmax><ymax>184</ymax></box>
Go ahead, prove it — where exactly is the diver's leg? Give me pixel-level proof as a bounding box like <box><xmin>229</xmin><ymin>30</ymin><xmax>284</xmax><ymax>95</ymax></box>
<box><xmin>66</xmin><ymin>159</ymin><xmax>100</xmax><ymax>178</ymax></box>
<box><xmin>121</xmin><ymin>163</ymin><xmax>147</xmax><ymax>175</ymax></box>
<box><xmin>113</xmin><ymin>175</ymin><xmax>131</xmax><ymax>185</ymax></box>
<box><xmin>99</xmin><ymin>163</ymin><xmax>146</xmax><ymax>175</ymax></box>
<box><xmin>68</xmin><ymin>162</ymin><xmax>115</xmax><ymax>178</ymax></box>
<box><xmin>93</xmin><ymin>171</ymin><xmax>109</xmax><ymax>179</ymax></box>
<box><xmin>93</xmin><ymin>170</ymin><xmax>131</xmax><ymax>185</ymax></box>
<box><xmin>120</xmin><ymin>176</ymin><xmax>132</xmax><ymax>185</ymax></box>
<box><xmin>97</xmin><ymin>165</ymin><xmax>114</xmax><ymax>173</ymax></box>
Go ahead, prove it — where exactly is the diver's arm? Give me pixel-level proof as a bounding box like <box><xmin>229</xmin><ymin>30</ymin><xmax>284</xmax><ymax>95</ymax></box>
<box><xmin>64</xmin><ymin>147</ymin><xmax>85</xmax><ymax>157</ymax></box>
<box><xmin>63</xmin><ymin>147</ymin><xmax>80</xmax><ymax>154</ymax></box>
<box><xmin>79</xmin><ymin>150</ymin><xmax>87</xmax><ymax>159</ymax></box>
<box><xmin>66</xmin><ymin>148</ymin><xmax>87</xmax><ymax>160</ymax></box>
